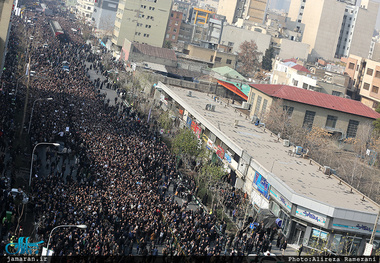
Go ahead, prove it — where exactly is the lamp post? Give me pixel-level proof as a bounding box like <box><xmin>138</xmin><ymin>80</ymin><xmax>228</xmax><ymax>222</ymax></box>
<box><xmin>29</xmin><ymin>142</ymin><xmax>60</xmax><ymax>187</ymax></box>
<box><xmin>28</xmin><ymin>97</ymin><xmax>53</xmax><ymax>134</ymax></box>
<box><xmin>46</xmin><ymin>225</ymin><xmax>87</xmax><ymax>255</ymax></box>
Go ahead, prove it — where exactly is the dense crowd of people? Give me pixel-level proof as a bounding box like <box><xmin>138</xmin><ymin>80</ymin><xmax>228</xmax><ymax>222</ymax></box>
<box><xmin>0</xmin><ymin>4</ymin><xmax>285</xmax><ymax>257</ymax></box>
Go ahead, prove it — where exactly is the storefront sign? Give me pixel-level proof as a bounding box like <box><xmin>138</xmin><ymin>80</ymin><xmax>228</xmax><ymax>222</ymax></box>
<box><xmin>252</xmin><ymin>171</ymin><xmax>270</xmax><ymax>200</ymax></box>
<box><xmin>224</xmin><ymin>152</ymin><xmax>232</xmax><ymax>163</ymax></box>
<box><xmin>332</xmin><ymin>223</ymin><xmax>380</xmax><ymax>234</ymax></box>
<box><xmin>186</xmin><ymin>116</ymin><xmax>192</xmax><ymax>128</ymax></box>
<box><xmin>202</xmin><ymin>134</ymin><xmax>208</xmax><ymax>143</ymax></box>
<box><xmin>270</xmin><ymin>188</ymin><xmax>292</xmax><ymax>212</ymax></box>
<box><xmin>216</xmin><ymin>145</ymin><xmax>225</xmax><ymax>160</ymax></box>
<box><xmin>206</xmin><ymin>139</ymin><xmax>213</xmax><ymax>150</ymax></box>
<box><xmin>295</xmin><ymin>206</ymin><xmax>326</xmax><ymax>227</ymax></box>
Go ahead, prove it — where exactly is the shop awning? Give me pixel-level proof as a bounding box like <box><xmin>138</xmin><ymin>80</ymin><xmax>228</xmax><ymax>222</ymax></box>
<box><xmin>217</xmin><ymin>79</ymin><xmax>250</xmax><ymax>101</ymax></box>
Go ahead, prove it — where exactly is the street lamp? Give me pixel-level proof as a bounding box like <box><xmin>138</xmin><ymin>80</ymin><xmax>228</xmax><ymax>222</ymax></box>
<box><xmin>28</xmin><ymin>97</ymin><xmax>53</xmax><ymax>134</ymax></box>
<box><xmin>29</xmin><ymin>142</ymin><xmax>60</xmax><ymax>187</ymax></box>
<box><xmin>46</xmin><ymin>225</ymin><xmax>87</xmax><ymax>255</ymax></box>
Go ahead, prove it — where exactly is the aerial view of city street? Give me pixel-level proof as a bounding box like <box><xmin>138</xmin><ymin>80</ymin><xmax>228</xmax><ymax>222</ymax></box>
<box><xmin>1</xmin><ymin>0</ymin><xmax>380</xmax><ymax>260</ymax></box>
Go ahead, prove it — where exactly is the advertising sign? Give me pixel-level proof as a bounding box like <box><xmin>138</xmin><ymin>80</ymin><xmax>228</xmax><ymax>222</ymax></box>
<box><xmin>270</xmin><ymin>187</ymin><xmax>292</xmax><ymax>212</ymax></box>
<box><xmin>296</xmin><ymin>206</ymin><xmax>326</xmax><ymax>226</ymax></box>
<box><xmin>252</xmin><ymin>171</ymin><xmax>270</xmax><ymax>200</ymax></box>
<box><xmin>216</xmin><ymin>145</ymin><xmax>224</xmax><ymax>160</ymax></box>
<box><xmin>224</xmin><ymin>152</ymin><xmax>232</xmax><ymax>163</ymax></box>
<box><xmin>186</xmin><ymin>116</ymin><xmax>192</xmax><ymax>128</ymax></box>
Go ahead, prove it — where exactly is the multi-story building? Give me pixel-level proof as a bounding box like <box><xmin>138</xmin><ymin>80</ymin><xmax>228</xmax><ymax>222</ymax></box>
<box><xmin>112</xmin><ymin>0</ymin><xmax>173</xmax><ymax>48</ymax></box>
<box><xmin>272</xmin><ymin>58</ymin><xmax>350</xmax><ymax>97</ymax></box>
<box><xmin>165</xmin><ymin>11</ymin><xmax>183</xmax><ymax>44</ymax></box>
<box><xmin>246</xmin><ymin>0</ymin><xmax>269</xmax><ymax>24</ymax></box>
<box><xmin>288</xmin><ymin>0</ymin><xmax>378</xmax><ymax>62</ymax></box>
<box><xmin>217</xmin><ymin>0</ymin><xmax>268</xmax><ymax>25</ymax></box>
<box><xmin>189</xmin><ymin>7</ymin><xmax>214</xmax><ymax>25</ymax></box>
<box><xmin>91</xmin><ymin>0</ymin><xmax>120</xmax><ymax>31</ymax></box>
<box><xmin>76</xmin><ymin>0</ymin><xmax>96</xmax><ymax>22</ymax></box>
<box><xmin>172</xmin><ymin>0</ymin><xmax>191</xmax><ymax>22</ymax></box>
<box><xmin>345</xmin><ymin>55</ymin><xmax>380</xmax><ymax>110</ymax></box>
<box><xmin>0</xmin><ymin>0</ymin><xmax>13</xmax><ymax>78</ymax></box>
<box><xmin>181</xmin><ymin>43</ymin><xmax>238</xmax><ymax>68</ymax></box>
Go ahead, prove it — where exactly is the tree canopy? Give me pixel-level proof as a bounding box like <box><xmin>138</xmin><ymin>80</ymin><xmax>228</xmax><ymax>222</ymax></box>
<box><xmin>262</xmin><ymin>47</ymin><xmax>274</xmax><ymax>71</ymax></box>
<box><xmin>172</xmin><ymin>128</ymin><xmax>200</xmax><ymax>158</ymax></box>
<box><xmin>237</xmin><ymin>40</ymin><xmax>261</xmax><ymax>77</ymax></box>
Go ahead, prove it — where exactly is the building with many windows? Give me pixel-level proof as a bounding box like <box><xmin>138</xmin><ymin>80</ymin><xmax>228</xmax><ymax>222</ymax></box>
<box><xmin>76</xmin><ymin>0</ymin><xmax>96</xmax><ymax>22</ymax></box>
<box><xmin>165</xmin><ymin>10</ymin><xmax>183</xmax><ymax>44</ymax></box>
<box><xmin>112</xmin><ymin>0</ymin><xmax>173</xmax><ymax>48</ymax></box>
<box><xmin>91</xmin><ymin>0</ymin><xmax>120</xmax><ymax>31</ymax></box>
<box><xmin>217</xmin><ymin>0</ymin><xmax>268</xmax><ymax>25</ymax></box>
<box><xmin>345</xmin><ymin>54</ymin><xmax>380</xmax><ymax>110</ymax></box>
<box><xmin>288</xmin><ymin>0</ymin><xmax>378</xmax><ymax>62</ymax></box>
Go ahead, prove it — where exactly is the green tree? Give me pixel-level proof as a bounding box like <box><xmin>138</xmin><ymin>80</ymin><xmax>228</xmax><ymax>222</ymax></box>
<box><xmin>262</xmin><ymin>47</ymin><xmax>274</xmax><ymax>71</ymax></box>
<box><xmin>172</xmin><ymin>128</ymin><xmax>200</xmax><ymax>167</ymax></box>
<box><xmin>158</xmin><ymin>111</ymin><xmax>173</xmax><ymax>131</ymax></box>
<box><xmin>163</xmin><ymin>40</ymin><xmax>172</xmax><ymax>49</ymax></box>
<box><xmin>374</xmin><ymin>105</ymin><xmax>380</xmax><ymax>133</ymax></box>
<box><xmin>237</xmin><ymin>40</ymin><xmax>261</xmax><ymax>77</ymax></box>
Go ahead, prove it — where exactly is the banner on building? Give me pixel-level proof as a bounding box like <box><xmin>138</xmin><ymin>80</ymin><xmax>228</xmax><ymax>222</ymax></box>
<box><xmin>253</xmin><ymin>171</ymin><xmax>270</xmax><ymax>200</ymax></box>
<box><xmin>216</xmin><ymin>145</ymin><xmax>224</xmax><ymax>160</ymax></box>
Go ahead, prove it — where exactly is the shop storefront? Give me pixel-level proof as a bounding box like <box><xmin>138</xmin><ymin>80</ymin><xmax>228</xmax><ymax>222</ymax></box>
<box><xmin>269</xmin><ymin>187</ymin><xmax>292</xmax><ymax>236</ymax></box>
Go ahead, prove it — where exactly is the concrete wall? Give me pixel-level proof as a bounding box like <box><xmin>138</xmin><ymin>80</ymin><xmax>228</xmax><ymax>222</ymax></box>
<box><xmin>220</xmin><ymin>25</ymin><xmax>271</xmax><ymax>57</ymax></box>
<box><xmin>288</xmin><ymin>0</ymin><xmax>301</xmax><ymax>22</ymax></box>
<box><xmin>350</xmin><ymin>1</ymin><xmax>379</xmax><ymax>60</ymax></box>
<box><xmin>216</xmin><ymin>0</ymin><xmax>237</xmax><ymax>24</ymax></box>
<box><xmin>278</xmin><ymin>39</ymin><xmax>309</xmax><ymax>61</ymax></box>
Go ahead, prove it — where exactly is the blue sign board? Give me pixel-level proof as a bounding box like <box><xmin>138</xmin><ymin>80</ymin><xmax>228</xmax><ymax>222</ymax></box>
<box><xmin>253</xmin><ymin>171</ymin><xmax>270</xmax><ymax>200</ymax></box>
<box><xmin>186</xmin><ymin>116</ymin><xmax>192</xmax><ymax>128</ymax></box>
<box><xmin>224</xmin><ymin>152</ymin><xmax>232</xmax><ymax>163</ymax></box>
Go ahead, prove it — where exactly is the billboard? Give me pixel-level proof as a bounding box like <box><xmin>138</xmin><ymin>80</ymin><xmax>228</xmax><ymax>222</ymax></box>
<box><xmin>252</xmin><ymin>171</ymin><xmax>270</xmax><ymax>200</ymax></box>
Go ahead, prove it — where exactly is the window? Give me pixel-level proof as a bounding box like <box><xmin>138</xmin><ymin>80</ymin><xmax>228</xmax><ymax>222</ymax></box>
<box><xmin>293</xmin><ymin>79</ymin><xmax>299</xmax><ymax>86</ymax></box>
<box><xmin>303</xmin><ymin>111</ymin><xmax>316</xmax><ymax>129</ymax></box>
<box><xmin>210</xmin><ymin>55</ymin><xmax>213</xmax><ymax>62</ymax></box>
<box><xmin>348</xmin><ymin>62</ymin><xmax>355</xmax><ymax>69</ymax></box>
<box><xmin>283</xmin><ymin>106</ymin><xmax>294</xmax><ymax>118</ymax></box>
<box><xmin>367</xmin><ymin>68</ymin><xmax>373</xmax><ymax>75</ymax></box>
<box><xmin>372</xmin><ymin>86</ymin><xmax>379</xmax><ymax>93</ymax></box>
<box><xmin>373</xmin><ymin>101</ymin><xmax>379</xmax><ymax>109</ymax></box>
<box><xmin>165</xmin><ymin>34</ymin><xmax>169</xmax><ymax>39</ymax></box>
<box><xmin>332</xmin><ymin>91</ymin><xmax>342</xmax><ymax>96</ymax></box>
<box><xmin>363</xmin><ymin>83</ymin><xmax>370</xmax><ymax>90</ymax></box>
<box><xmin>214</xmin><ymin>57</ymin><xmax>222</xmax><ymax>62</ymax></box>
<box><xmin>262</xmin><ymin>99</ymin><xmax>268</xmax><ymax>115</ymax></box>
<box><xmin>183</xmin><ymin>49</ymin><xmax>190</xmax><ymax>55</ymax></box>
<box><xmin>347</xmin><ymin>120</ymin><xmax>359</xmax><ymax>138</ymax></box>
<box><xmin>376</xmin><ymin>71</ymin><xmax>380</xmax><ymax>78</ymax></box>
<box><xmin>254</xmin><ymin>96</ymin><xmax>262</xmax><ymax>116</ymax></box>
<box><xmin>226</xmin><ymin>59</ymin><xmax>232</xmax><ymax>65</ymax></box>
<box><xmin>325</xmin><ymin>115</ymin><xmax>338</xmax><ymax>128</ymax></box>
<box><xmin>172</xmin><ymin>35</ymin><xmax>175</xmax><ymax>40</ymax></box>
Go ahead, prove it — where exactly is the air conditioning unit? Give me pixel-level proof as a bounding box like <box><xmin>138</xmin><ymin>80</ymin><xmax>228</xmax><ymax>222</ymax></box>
<box><xmin>283</xmin><ymin>139</ymin><xmax>290</xmax><ymax>147</ymax></box>
<box><xmin>205</xmin><ymin>104</ymin><xmax>211</xmax><ymax>110</ymax></box>
<box><xmin>210</xmin><ymin>105</ymin><xmax>216</xmax><ymax>111</ymax></box>
<box><xmin>242</xmin><ymin>101</ymin><xmax>249</xmax><ymax>109</ymax></box>
<box><xmin>187</xmin><ymin>91</ymin><xmax>192</xmax><ymax>97</ymax></box>
<box><xmin>323</xmin><ymin>166</ymin><xmax>331</xmax><ymax>175</ymax></box>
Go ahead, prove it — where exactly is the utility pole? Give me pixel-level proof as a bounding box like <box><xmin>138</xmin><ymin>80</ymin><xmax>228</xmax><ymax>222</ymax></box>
<box><xmin>19</xmin><ymin>56</ymin><xmax>31</xmax><ymax>138</ymax></box>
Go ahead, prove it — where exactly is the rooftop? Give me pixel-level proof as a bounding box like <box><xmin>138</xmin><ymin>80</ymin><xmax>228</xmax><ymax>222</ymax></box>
<box><xmin>250</xmin><ymin>84</ymin><xmax>380</xmax><ymax>120</ymax></box>
<box><xmin>162</xmin><ymin>85</ymin><xmax>380</xmax><ymax>214</ymax></box>
<box><xmin>133</xmin><ymin>43</ymin><xmax>177</xmax><ymax>61</ymax></box>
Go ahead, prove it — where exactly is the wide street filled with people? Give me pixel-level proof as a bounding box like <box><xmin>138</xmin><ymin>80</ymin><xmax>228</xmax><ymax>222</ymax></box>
<box><xmin>0</xmin><ymin>3</ymin><xmax>292</xmax><ymax>257</ymax></box>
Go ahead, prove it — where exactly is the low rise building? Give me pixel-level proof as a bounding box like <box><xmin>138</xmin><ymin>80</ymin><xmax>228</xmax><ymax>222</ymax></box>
<box><xmin>248</xmin><ymin>83</ymin><xmax>380</xmax><ymax>138</ymax></box>
<box><xmin>155</xmin><ymin>82</ymin><xmax>380</xmax><ymax>255</ymax></box>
